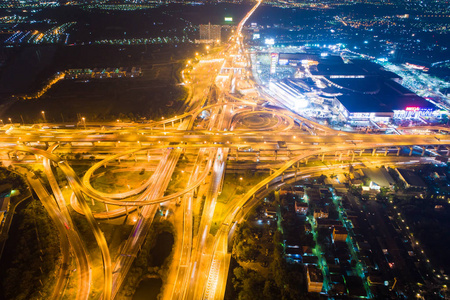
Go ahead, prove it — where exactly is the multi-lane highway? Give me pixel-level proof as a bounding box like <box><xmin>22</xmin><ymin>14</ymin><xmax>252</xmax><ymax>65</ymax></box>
<box><xmin>1</xmin><ymin>0</ymin><xmax>449</xmax><ymax>299</ymax></box>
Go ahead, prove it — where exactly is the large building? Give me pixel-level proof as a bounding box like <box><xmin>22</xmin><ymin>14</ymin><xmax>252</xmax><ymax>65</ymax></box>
<box><xmin>198</xmin><ymin>23</ymin><xmax>221</xmax><ymax>44</ymax></box>
<box><xmin>268</xmin><ymin>53</ymin><xmax>437</xmax><ymax>124</ymax></box>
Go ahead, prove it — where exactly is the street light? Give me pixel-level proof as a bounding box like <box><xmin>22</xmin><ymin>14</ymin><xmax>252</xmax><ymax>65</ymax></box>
<box><xmin>41</xmin><ymin>111</ymin><xmax>46</xmax><ymax>123</ymax></box>
<box><xmin>8</xmin><ymin>118</ymin><xmax>12</xmax><ymax>124</ymax></box>
<box><xmin>82</xmin><ymin>117</ymin><xmax>86</xmax><ymax>129</ymax></box>
<box><xmin>0</xmin><ymin>120</ymin><xmax>3</xmax><ymax>125</ymax></box>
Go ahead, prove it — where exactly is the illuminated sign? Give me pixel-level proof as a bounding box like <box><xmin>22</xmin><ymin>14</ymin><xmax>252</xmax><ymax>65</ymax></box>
<box><xmin>265</xmin><ymin>38</ymin><xmax>275</xmax><ymax>45</ymax></box>
<box><xmin>405</xmin><ymin>106</ymin><xmax>420</xmax><ymax>111</ymax></box>
<box><xmin>270</xmin><ymin>53</ymin><xmax>278</xmax><ymax>74</ymax></box>
<box><xmin>330</xmin><ymin>75</ymin><xmax>365</xmax><ymax>79</ymax></box>
<box><xmin>253</xmin><ymin>33</ymin><xmax>260</xmax><ymax>40</ymax></box>
<box><xmin>224</xmin><ymin>17</ymin><xmax>233</xmax><ymax>22</ymax></box>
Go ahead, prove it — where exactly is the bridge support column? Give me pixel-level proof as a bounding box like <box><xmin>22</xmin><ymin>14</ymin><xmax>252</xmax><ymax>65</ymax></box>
<box><xmin>105</xmin><ymin>203</ymin><xmax>109</xmax><ymax>212</ymax></box>
<box><xmin>409</xmin><ymin>147</ymin><xmax>413</xmax><ymax>156</ymax></box>
<box><xmin>91</xmin><ymin>198</ymin><xmax>95</xmax><ymax>206</ymax></box>
<box><xmin>321</xmin><ymin>153</ymin><xmax>325</xmax><ymax>162</ymax></box>
<box><xmin>372</xmin><ymin>148</ymin><xmax>376</xmax><ymax>156</ymax></box>
<box><xmin>347</xmin><ymin>150</ymin><xmax>350</xmax><ymax>156</ymax></box>
<box><xmin>339</xmin><ymin>153</ymin><xmax>343</xmax><ymax>162</ymax></box>
<box><xmin>352</xmin><ymin>151</ymin><xmax>355</xmax><ymax>162</ymax></box>
<box><xmin>194</xmin><ymin>187</ymin><xmax>198</xmax><ymax>198</ymax></box>
<box><xmin>384</xmin><ymin>148</ymin><xmax>388</xmax><ymax>156</ymax></box>
<box><xmin>125</xmin><ymin>205</ymin><xmax>128</xmax><ymax>216</ymax></box>
<box><xmin>137</xmin><ymin>206</ymin><xmax>141</xmax><ymax>216</ymax></box>
<box><xmin>360</xmin><ymin>150</ymin><xmax>363</xmax><ymax>156</ymax></box>
<box><xmin>447</xmin><ymin>147</ymin><xmax>450</xmax><ymax>156</ymax></box>
<box><xmin>305</xmin><ymin>158</ymin><xmax>308</xmax><ymax>164</ymax></box>
<box><xmin>172</xmin><ymin>121</ymin><xmax>174</xmax><ymax>127</ymax></box>
<box><xmin>266</xmin><ymin>183</ymin><xmax>269</xmax><ymax>189</ymax></box>
<box><xmin>397</xmin><ymin>147</ymin><xmax>401</xmax><ymax>156</ymax></box>
<box><xmin>421</xmin><ymin>147</ymin><xmax>426</xmax><ymax>156</ymax></box>
<box><xmin>163</xmin><ymin>123</ymin><xmax>165</xmax><ymax>131</ymax></box>
<box><xmin>282</xmin><ymin>173</ymin><xmax>284</xmax><ymax>182</ymax></box>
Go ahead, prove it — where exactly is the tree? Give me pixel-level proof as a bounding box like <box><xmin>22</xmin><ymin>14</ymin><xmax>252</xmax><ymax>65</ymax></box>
<box><xmin>317</xmin><ymin>174</ymin><xmax>327</xmax><ymax>185</ymax></box>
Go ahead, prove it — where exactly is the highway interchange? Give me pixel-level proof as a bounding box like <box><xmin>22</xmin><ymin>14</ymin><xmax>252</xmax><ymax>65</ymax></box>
<box><xmin>1</xmin><ymin>0</ymin><xmax>450</xmax><ymax>299</ymax></box>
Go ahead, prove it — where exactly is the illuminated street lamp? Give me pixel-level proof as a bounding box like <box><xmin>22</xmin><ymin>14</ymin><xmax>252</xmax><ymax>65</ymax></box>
<box><xmin>0</xmin><ymin>120</ymin><xmax>3</xmax><ymax>125</ymax></box>
<box><xmin>8</xmin><ymin>118</ymin><xmax>12</xmax><ymax>124</ymax></box>
<box><xmin>41</xmin><ymin>111</ymin><xmax>46</xmax><ymax>123</ymax></box>
<box><xmin>82</xmin><ymin>117</ymin><xmax>86</xmax><ymax>129</ymax></box>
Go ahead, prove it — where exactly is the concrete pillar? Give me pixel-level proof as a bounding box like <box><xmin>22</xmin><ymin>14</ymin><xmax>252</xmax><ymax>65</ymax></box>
<box><xmin>360</xmin><ymin>149</ymin><xmax>363</xmax><ymax>156</ymax></box>
<box><xmin>384</xmin><ymin>148</ymin><xmax>388</xmax><ymax>156</ymax></box>
<box><xmin>339</xmin><ymin>153</ymin><xmax>343</xmax><ymax>162</ymax></box>
<box><xmin>172</xmin><ymin>121</ymin><xmax>174</xmax><ymax>127</ymax></box>
<box><xmin>266</xmin><ymin>183</ymin><xmax>269</xmax><ymax>189</ymax></box>
<box><xmin>105</xmin><ymin>203</ymin><xmax>109</xmax><ymax>212</ymax></box>
<box><xmin>305</xmin><ymin>158</ymin><xmax>309</xmax><ymax>164</ymax></box>
<box><xmin>397</xmin><ymin>147</ymin><xmax>401</xmax><ymax>156</ymax></box>
<box><xmin>322</xmin><ymin>153</ymin><xmax>325</xmax><ymax>162</ymax></box>
<box><xmin>91</xmin><ymin>198</ymin><xmax>95</xmax><ymax>206</ymax></box>
<box><xmin>347</xmin><ymin>150</ymin><xmax>350</xmax><ymax>156</ymax></box>
<box><xmin>352</xmin><ymin>151</ymin><xmax>355</xmax><ymax>162</ymax></box>
<box><xmin>421</xmin><ymin>147</ymin><xmax>426</xmax><ymax>156</ymax></box>
<box><xmin>447</xmin><ymin>147</ymin><xmax>450</xmax><ymax>156</ymax></box>
<box><xmin>125</xmin><ymin>205</ymin><xmax>128</xmax><ymax>216</ymax></box>
<box><xmin>409</xmin><ymin>147</ymin><xmax>413</xmax><ymax>156</ymax></box>
<box><xmin>194</xmin><ymin>186</ymin><xmax>198</xmax><ymax>198</ymax></box>
<box><xmin>282</xmin><ymin>173</ymin><xmax>284</xmax><ymax>182</ymax></box>
<box><xmin>372</xmin><ymin>148</ymin><xmax>376</xmax><ymax>156</ymax></box>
